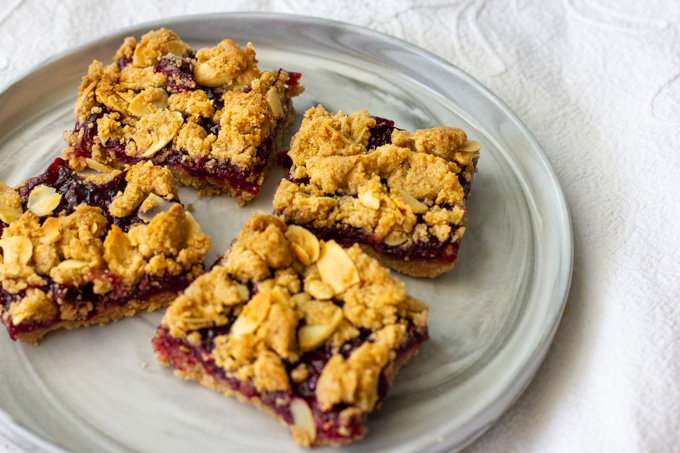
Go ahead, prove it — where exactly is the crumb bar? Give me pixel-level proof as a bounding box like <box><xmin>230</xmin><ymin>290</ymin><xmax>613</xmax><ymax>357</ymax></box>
<box><xmin>152</xmin><ymin>213</ymin><xmax>428</xmax><ymax>447</ymax></box>
<box><xmin>63</xmin><ymin>28</ymin><xmax>304</xmax><ymax>205</ymax></box>
<box><xmin>273</xmin><ymin>105</ymin><xmax>480</xmax><ymax>278</ymax></box>
<box><xmin>0</xmin><ymin>158</ymin><xmax>211</xmax><ymax>343</ymax></box>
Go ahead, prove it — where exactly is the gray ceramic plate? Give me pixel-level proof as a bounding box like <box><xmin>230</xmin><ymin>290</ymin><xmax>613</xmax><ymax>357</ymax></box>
<box><xmin>0</xmin><ymin>13</ymin><xmax>572</xmax><ymax>453</ymax></box>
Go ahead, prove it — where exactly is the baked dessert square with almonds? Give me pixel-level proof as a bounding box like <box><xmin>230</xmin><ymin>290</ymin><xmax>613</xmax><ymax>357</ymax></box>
<box><xmin>0</xmin><ymin>158</ymin><xmax>211</xmax><ymax>344</ymax></box>
<box><xmin>63</xmin><ymin>28</ymin><xmax>303</xmax><ymax>205</ymax></box>
<box><xmin>152</xmin><ymin>213</ymin><xmax>428</xmax><ymax>447</ymax></box>
<box><xmin>273</xmin><ymin>105</ymin><xmax>481</xmax><ymax>278</ymax></box>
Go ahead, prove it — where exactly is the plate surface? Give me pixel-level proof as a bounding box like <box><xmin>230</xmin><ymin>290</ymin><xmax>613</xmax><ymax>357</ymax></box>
<box><xmin>0</xmin><ymin>13</ymin><xmax>572</xmax><ymax>453</ymax></box>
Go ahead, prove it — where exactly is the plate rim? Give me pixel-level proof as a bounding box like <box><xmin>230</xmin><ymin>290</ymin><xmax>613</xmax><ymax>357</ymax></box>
<box><xmin>0</xmin><ymin>11</ymin><xmax>573</xmax><ymax>453</ymax></box>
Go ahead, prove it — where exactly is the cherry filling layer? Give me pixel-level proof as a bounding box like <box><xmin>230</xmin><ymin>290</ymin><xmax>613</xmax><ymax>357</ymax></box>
<box><xmin>15</xmin><ymin>158</ymin><xmax>145</xmax><ymax>231</ymax></box>
<box><xmin>302</xmin><ymin>224</ymin><xmax>460</xmax><ymax>264</ymax></box>
<box><xmin>1</xmin><ymin>273</ymin><xmax>191</xmax><ymax>341</ymax></box>
<box><xmin>68</xmin><ymin>64</ymin><xmax>301</xmax><ymax>198</ymax></box>
<box><xmin>152</xmin><ymin>322</ymin><xmax>428</xmax><ymax>445</ymax></box>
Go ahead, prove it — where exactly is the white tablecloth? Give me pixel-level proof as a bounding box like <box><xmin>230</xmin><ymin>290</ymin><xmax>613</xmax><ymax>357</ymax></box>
<box><xmin>1</xmin><ymin>1</ymin><xmax>678</xmax><ymax>452</ymax></box>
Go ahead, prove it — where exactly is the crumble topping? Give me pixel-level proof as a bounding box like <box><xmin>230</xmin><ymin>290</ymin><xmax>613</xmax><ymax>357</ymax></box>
<box><xmin>210</xmin><ymin>90</ymin><xmax>276</xmax><ymax>168</ymax></box>
<box><xmin>273</xmin><ymin>105</ymin><xmax>479</xmax><ymax>249</ymax></box>
<box><xmin>108</xmin><ymin>161</ymin><xmax>177</xmax><ymax>217</ymax></box>
<box><xmin>0</xmin><ymin>161</ymin><xmax>211</xmax><ymax>332</ymax></box>
<box><xmin>161</xmin><ymin>212</ymin><xmax>428</xmax><ymax>408</ymax></box>
<box><xmin>193</xmin><ymin>38</ymin><xmax>258</xmax><ymax>89</ymax></box>
<box><xmin>130</xmin><ymin>28</ymin><xmax>191</xmax><ymax>69</ymax></box>
<box><xmin>63</xmin><ymin>27</ymin><xmax>303</xmax><ymax>203</ymax></box>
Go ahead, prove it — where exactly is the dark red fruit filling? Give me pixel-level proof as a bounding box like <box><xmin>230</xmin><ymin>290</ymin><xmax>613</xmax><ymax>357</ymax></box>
<box><xmin>202</xmin><ymin>87</ymin><xmax>225</xmax><ymax>111</ymax></box>
<box><xmin>152</xmin><ymin>321</ymin><xmax>428</xmax><ymax>445</ymax></box>
<box><xmin>116</xmin><ymin>56</ymin><xmax>132</xmax><ymax>70</ymax></box>
<box><xmin>306</xmin><ymin>224</ymin><xmax>460</xmax><ymax>264</ymax></box>
<box><xmin>157</xmin><ymin>139</ymin><xmax>273</xmax><ymax>196</ymax></box>
<box><xmin>366</xmin><ymin>117</ymin><xmax>396</xmax><ymax>150</ymax></box>
<box><xmin>16</xmin><ymin>158</ymin><xmax>149</xmax><ymax>232</ymax></box>
<box><xmin>1</xmin><ymin>273</ymin><xmax>192</xmax><ymax>341</ymax></box>
<box><xmin>286</xmin><ymin>71</ymin><xmax>302</xmax><ymax>92</ymax></box>
<box><xmin>69</xmin><ymin>109</ymin><xmax>107</xmax><ymax>159</ymax></box>
<box><xmin>154</xmin><ymin>57</ymin><xmax>196</xmax><ymax>93</ymax></box>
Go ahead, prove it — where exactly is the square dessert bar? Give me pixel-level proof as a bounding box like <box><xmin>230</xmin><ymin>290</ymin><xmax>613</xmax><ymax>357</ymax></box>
<box><xmin>152</xmin><ymin>213</ymin><xmax>428</xmax><ymax>447</ymax></box>
<box><xmin>63</xmin><ymin>28</ymin><xmax>304</xmax><ymax>205</ymax></box>
<box><xmin>273</xmin><ymin>105</ymin><xmax>481</xmax><ymax>278</ymax></box>
<box><xmin>0</xmin><ymin>158</ymin><xmax>211</xmax><ymax>344</ymax></box>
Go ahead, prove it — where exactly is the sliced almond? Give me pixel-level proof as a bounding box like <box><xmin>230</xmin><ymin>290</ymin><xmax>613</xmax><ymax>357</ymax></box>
<box><xmin>165</xmin><ymin>40</ymin><xmax>189</xmax><ymax>57</ymax></box>
<box><xmin>234</xmin><ymin>283</ymin><xmax>250</xmax><ymax>302</ymax></box>
<box><xmin>383</xmin><ymin>231</ymin><xmax>408</xmax><ymax>247</ymax></box>
<box><xmin>230</xmin><ymin>290</ymin><xmax>271</xmax><ymax>336</ymax></box>
<box><xmin>0</xmin><ymin>236</ymin><xmax>33</xmax><ymax>265</ymax></box>
<box><xmin>128</xmin><ymin>87</ymin><xmax>169</xmax><ymax>117</ymax></box>
<box><xmin>194</xmin><ymin>61</ymin><xmax>238</xmax><ymax>87</ymax></box>
<box><xmin>395</xmin><ymin>190</ymin><xmax>428</xmax><ymax>215</ymax></box>
<box><xmin>134</xmin><ymin>110</ymin><xmax>184</xmax><ymax>157</ymax></box>
<box><xmin>184</xmin><ymin>211</ymin><xmax>203</xmax><ymax>237</ymax></box>
<box><xmin>85</xmin><ymin>158</ymin><xmax>115</xmax><ymax>173</ymax></box>
<box><xmin>138</xmin><ymin>193</ymin><xmax>178</xmax><ymax>223</ymax></box>
<box><xmin>291</xmin><ymin>243</ymin><xmax>311</xmax><ymax>266</ymax></box>
<box><xmin>316</xmin><ymin>240</ymin><xmax>360</xmax><ymax>294</ymax></box>
<box><xmin>39</xmin><ymin>217</ymin><xmax>61</xmax><ymax>244</ymax></box>
<box><xmin>55</xmin><ymin>259</ymin><xmax>89</xmax><ymax>271</ymax></box>
<box><xmin>358</xmin><ymin>189</ymin><xmax>380</xmax><ymax>210</ymax></box>
<box><xmin>132</xmin><ymin>39</ymin><xmax>153</xmax><ymax>67</ymax></box>
<box><xmin>266</xmin><ymin>87</ymin><xmax>284</xmax><ymax>118</ymax></box>
<box><xmin>139</xmin><ymin>193</ymin><xmax>164</xmax><ymax>213</ymax></box>
<box><xmin>290</xmin><ymin>399</ymin><xmax>317</xmax><ymax>444</ymax></box>
<box><xmin>285</xmin><ymin>225</ymin><xmax>320</xmax><ymax>266</ymax></box>
<box><xmin>458</xmin><ymin>140</ymin><xmax>482</xmax><ymax>152</ymax></box>
<box><xmin>116</xmin><ymin>90</ymin><xmax>136</xmax><ymax>103</ymax></box>
<box><xmin>298</xmin><ymin>307</ymin><xmax>343</xmax><ymax>351</ymax></box>
<box><xmin>27</xmin><ymin>185</ymin><xmax>62</xmax><ymax>217</ymax></box>
<box><xmin>306</xmin><ymin>280</ymin><xmax>334</xmax><ymax>300</ymax></box>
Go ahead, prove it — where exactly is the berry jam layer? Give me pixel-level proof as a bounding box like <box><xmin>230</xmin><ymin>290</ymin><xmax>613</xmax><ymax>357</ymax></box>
<box><xmin>0</xmin><ymin>158</ymin><xmax>211</xmax><ymax>343</ymax></box>
<box><xmin>299</xmin><ymin>223</ymin><xmax>461</xmax><ymax>264</ymax></box>
<box><xmin>2</xmin><ymin>274</ymin><xmax>190</xmax><ymax>343</ymax></box>
<box><xmin>153</xmin><ymin>213</ymin><xmax>429</xmax><ymax>447</ymax></box>
<box><xmin>153</xmin><ymin>323</ymin><xmax>428</xmax><ymax>446</ymax></box>
<box><xmin>62</xmin><ymin>28</ymin><xmax>303</xmax><ymax>205</ymax></box>
<box><xmin>13</xmin><ymin>158</ymin><xmax>142</xmax><ymax>232</ymax></box>
<box><xmin>273</xmin><ymin>106</ymin><xmax>480</xmax><ymax>278</ymax></box>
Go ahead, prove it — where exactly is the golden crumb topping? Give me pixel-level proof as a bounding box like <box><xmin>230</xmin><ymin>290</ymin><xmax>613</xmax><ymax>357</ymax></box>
<box><xmin>273</xmin><ymin>105</ymin><xmax>480</xmax><ymax>249</ymax></box>
<box><xmin>108</xmin><ymin>161</ymin><xmax>177</xmax><ymax>217</ymax></box>
<box><xmin>161</xmin><ymin>212</ymin><xmax>427</xmax><ymax>410</ymax></box>
<box><xmin>211</xmin><ymin>91</ymin><xmax>276</xmax><ymax>168</ymax></box>
<box><xmin>131</xmin><ymin>28</ymin><xmax>191</xmax><ymax>68</ymax></box>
